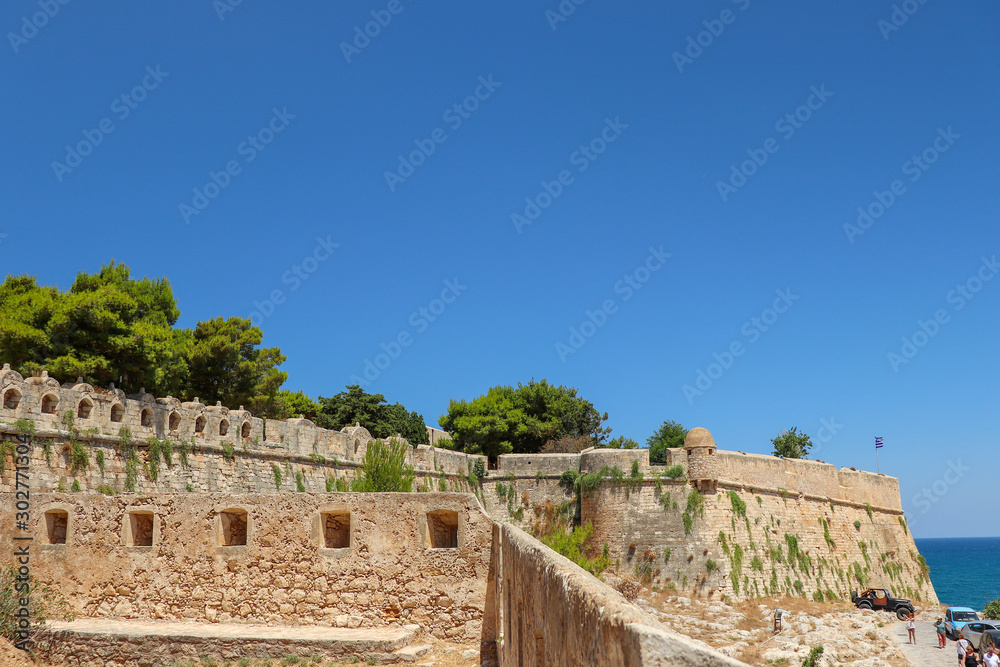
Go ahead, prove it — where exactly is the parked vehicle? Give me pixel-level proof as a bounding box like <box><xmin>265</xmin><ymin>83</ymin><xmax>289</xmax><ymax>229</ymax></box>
<box><xmin>945</xmin><ymin>607</ymin><xmax>982</xmax><ymax>639</ymax></box>
<box><xmin>963</xmin><ymin>621</ymin><xmax>1000</xmax><ymax>650</ymax></box>
<box><xmin>979</xmin><ymin>629</ymin><xmax>1000</xmax><ymax>661</ymax></box>
<box><xmin>850</xmin><ymin>588</ymin><xmax>915</xmax><ymax>620</ymax></box>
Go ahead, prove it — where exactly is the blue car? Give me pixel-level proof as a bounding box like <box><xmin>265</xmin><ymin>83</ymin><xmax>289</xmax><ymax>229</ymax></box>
<box><xmin>945</xmin><ymin>606</ymin><xmax>981</xmax><ymax>639</ymax></box>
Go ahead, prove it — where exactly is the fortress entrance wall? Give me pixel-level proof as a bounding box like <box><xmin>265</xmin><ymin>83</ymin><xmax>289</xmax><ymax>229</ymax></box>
<box><xmin>0</xmin><ymin>492</ymin><xmax>493</xmax><ymax>641</ymax></box>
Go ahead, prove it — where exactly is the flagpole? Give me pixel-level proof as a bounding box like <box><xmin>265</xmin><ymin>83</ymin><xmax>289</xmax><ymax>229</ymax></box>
<box><xmin>875</xmin><ymin>435</ymin><xmax>880</xmax><ymax>474</ymax></box>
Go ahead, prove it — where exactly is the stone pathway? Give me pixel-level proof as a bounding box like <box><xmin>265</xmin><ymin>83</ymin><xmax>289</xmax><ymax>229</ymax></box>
<box><xmin>41</xmin><ymin>618</ymin><xmax>432</xmax><ymax>665</ymax></box>
<box><xmin>890</xmin><ymin>620</ymin><xmax>956</xmax><ymax>667</ymax></box>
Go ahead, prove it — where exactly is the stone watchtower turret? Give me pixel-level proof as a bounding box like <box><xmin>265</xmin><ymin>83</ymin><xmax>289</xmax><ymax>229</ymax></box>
<box><xmin>684</xmin><ymin>427</ymin><xmax>718</xmax><ymax>493</ymax></box>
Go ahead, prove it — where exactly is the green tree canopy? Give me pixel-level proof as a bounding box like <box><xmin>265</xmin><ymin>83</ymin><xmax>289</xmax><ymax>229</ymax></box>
<box><xmin>275</xmin><ymin>390</ymin><xmax>322</xmax><ymax>421</ymax></box>
<box><xmin>185</xmin><ymin>317</ymin><xmax>287</xmax><ymax>416</ymax></box>
<box><xmin>771</xmin><ymin>427</ymin><xmax>812</xmax><ymax>459</ymax></box>
<box><xmin>646</xmin><ymin>420</ymin><xmax>688</xmax><ymax>464</ymax></box>
<box><xmin>0</xmin><ymin>262</ymin><xmax>286</xmax><ymax>416</ymax></box>
<box><xmin>603</xmin><ymin>435</ymin><xmax>639</xmax><ymax>450</ymax></box>
<box><xmin>314</xmin><ymin>385</ymin><xmax>428</xmax><ymax>444</ymax></box>
<box><xmin>438</xmin><ymin>380</ymin><xmax>608</xmax><ymax>459</ymax></box>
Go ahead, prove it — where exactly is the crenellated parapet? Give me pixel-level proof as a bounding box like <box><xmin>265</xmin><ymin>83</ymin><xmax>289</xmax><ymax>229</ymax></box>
<box><xmin>0</xmin><ymin>364</ymin><xmax>265</xmax><ymax>447</ymax></box>
<box><xmin>0</xmin><ymin>365</ymin><xmax>487</xmax><ymax>488</ymax></box>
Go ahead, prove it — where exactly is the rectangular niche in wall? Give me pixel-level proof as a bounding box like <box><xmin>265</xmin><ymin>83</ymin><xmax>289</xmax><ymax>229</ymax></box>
<box><xmin>128</xmin><ymin>512</ymin><xmax>154</xmax><ymax>547</ymax></box>
<box><xmin>427</xmin><ymin>510</ymin><xmax>459</xmax><ymax>549</ymax></box>
<box><xmin>220</xmin><ymin>510</ymin><xmax>248</xmax><ymax>546</ymax></box>
<box><xmin>322</xmin><ymin>512</ymin><xmax>350</xmax><ymax>549</ymax></box>
<box><xmin>44</xmin><ymin>510</ymin><xmax>68</xmax><ymax>545</ymax></box>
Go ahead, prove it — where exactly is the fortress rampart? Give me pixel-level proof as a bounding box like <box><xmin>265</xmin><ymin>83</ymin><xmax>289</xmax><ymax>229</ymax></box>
<box><xmin>0</xmin><ymin>366</ymin><xmax>486</xmax><ymax>495</ymax></box>
<box><xmin>0</xmin><ymin>367</ymin><xmax>936</xmax><ymax>609</ymax></box>
<box><xmin>476</xmin><ymin>434</ymin><xmax>935</xmax><ymax>605</ymax></box>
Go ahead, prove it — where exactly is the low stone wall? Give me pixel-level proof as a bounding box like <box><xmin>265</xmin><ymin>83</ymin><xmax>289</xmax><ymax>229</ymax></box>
<box><xmin>0</xmin><ymin>493</ymin><xmax>492</xmax><ymax>641</ymax></box>
<box><xmin>483</xmin><ymin>523</ymin><xmax>749</xmax><ymax>667</ymax></box>
<box><xmin>35</xmin><ymin>620</ymin><xmax>423</xmax><ymax>667</ymax></box>
<box><xmin>496</xmin><ymin>452</ymin><xmax>581</xmax><ymax>477</ymax></box>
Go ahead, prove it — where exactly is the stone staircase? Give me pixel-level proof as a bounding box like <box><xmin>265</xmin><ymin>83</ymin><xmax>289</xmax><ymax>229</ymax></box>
<box><xmin>37</xmin><ymin>618</ymin><xmax>433</xmax><ymax>666</ymax></box>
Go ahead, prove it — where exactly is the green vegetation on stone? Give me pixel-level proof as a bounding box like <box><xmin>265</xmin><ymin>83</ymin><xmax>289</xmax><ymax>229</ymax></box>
<box><xmin>351</xmin><ymin>438</ymin><xmax>414</xmax><ymax>492</ymax></box>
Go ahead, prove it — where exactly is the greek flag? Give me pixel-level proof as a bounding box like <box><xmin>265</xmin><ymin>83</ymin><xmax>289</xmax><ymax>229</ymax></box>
<box><xmin>875</xmin><ymin>436</ymin><xmax>884</xmax><ymax>449</ymax></box>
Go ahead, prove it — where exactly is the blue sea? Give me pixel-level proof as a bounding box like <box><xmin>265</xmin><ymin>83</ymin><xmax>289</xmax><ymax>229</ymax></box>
<box><xmin>915</xmin><ymin>537</ymin><xmax>1000</xmax><ymax>610</ymax></box>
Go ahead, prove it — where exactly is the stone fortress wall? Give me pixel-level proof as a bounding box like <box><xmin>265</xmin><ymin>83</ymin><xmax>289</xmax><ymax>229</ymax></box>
<box><xmin>0</xmin><ymin>492</ymin><xmax>491</xmax><ymax>642</ymax></box>
<box><xmin>476</xmin><ymin>433</ymin><xmax>937</xmax><ymax>606</ymax></box>
<box><xmin>0</xmin><ymin>366</ymin><xmax>486</xmax><ymax>495</ymax></box>
<box><xmin>0</xmin><ymin>367</ymin><xmax>937</xmax><ymax>608</ymax></box>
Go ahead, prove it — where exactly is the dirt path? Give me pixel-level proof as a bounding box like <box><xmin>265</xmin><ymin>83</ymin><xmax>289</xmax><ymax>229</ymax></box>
<box><xmin>891</xmin><ymin>620</ymin><xmax>958</xmax><ymax>667</ymax></box>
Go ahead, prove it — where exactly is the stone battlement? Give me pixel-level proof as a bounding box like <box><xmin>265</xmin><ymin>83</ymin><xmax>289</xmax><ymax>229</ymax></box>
<box><xmin>0</xmin><ymin>365</ymin><xmax>487</xmax><ymax>492</ymax></box>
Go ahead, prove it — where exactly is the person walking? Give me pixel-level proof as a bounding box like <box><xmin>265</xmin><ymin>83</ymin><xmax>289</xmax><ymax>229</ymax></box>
<box><xmin>907</xmin><ymin>613</ymin><xmax>917</xmax><ymax>644</ymax></box>
<box><xmin>935</xmin><ymin>617</ymin><xmax>948</xmax><ymax>648</ymax></box>
<box><xmin>964</xmin><ymin>644</ymin><xmax>980</xmax><ymax>667</ymax></box>
<box><xmin>958</xmin><ymin>634</ymin><xmax>971</xmax><ymax>666</ymax></box>
<box><xmin>983</xmin><ymin>647</ymin><xmax>1000</xmax><ymax>667</ymax></box>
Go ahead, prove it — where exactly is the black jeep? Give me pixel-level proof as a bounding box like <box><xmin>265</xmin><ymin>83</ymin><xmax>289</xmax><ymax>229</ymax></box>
<box><xmin>851</xmin><ymin>588</ymin><xmax>915</xmax><ymax>620</ymax></box>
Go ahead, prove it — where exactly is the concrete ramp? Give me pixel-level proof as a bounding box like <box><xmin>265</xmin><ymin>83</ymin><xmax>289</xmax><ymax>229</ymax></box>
<box><xmin>38</xmin><ymin>618</ymin><xmax>432</xmax><ymax>666</ymax></box>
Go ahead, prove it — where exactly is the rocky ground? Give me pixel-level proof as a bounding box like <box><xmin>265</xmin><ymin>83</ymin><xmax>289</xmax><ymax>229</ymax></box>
<box><xmin>629</xmin><ymin>585</ymin><xmax>936</xmax><ymax>667</ymax></box>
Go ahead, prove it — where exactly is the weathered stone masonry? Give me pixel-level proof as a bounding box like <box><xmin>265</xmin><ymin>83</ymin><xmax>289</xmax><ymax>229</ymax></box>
<box><xmin>0</xmin><ymin>493</ymin><xmax>492</xmax><ymax>642</ymax></box>
<box><xmin>0</xmin><ymin>364</ymin><xmax>936</xmax><ymax>620</ymax></box>
<box><xmin>0</xmin><ymin>366</ymin><xmax>487</xmax><ymax>495</ymax></box>
<box><xmin>478</xmin><ymin>429</ymin><xmax>937</xmax><ymax>605</ymax></box>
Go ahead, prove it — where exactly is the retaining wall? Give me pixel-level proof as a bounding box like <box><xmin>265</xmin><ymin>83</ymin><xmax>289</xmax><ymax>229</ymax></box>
<box><xmin>0</xmin><ymin>492</ymin><xmax>493</xmax><ymax>641</ymax></box>
<box><xmin>483</xmin><ymin>523</ymin><xmax>750</xmax><ymax>667</ymax></box>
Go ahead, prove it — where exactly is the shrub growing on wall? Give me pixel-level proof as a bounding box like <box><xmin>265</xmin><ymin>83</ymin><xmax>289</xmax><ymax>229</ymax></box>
<box><xmin>352</xmin><ymin>438</ymin><xmax>415</xmax><ymax>492</ymax></box>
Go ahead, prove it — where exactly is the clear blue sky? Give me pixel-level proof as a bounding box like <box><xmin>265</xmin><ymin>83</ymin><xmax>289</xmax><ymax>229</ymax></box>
<box><xmin>2</xmin><ymin>1</ymin><xmax>997</xmax><ymax>537</ymax></box>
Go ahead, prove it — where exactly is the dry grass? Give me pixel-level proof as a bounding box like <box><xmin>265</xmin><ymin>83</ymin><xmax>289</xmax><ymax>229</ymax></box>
<box><xmin>755</xmin><ymin>594</ymin><xmax>854</xmax><ymax>615</ymax></box>
<box><xmin>735</xmin><ymin>642</ymin><xmax>765</xmax><ymax>665</ymax></box>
